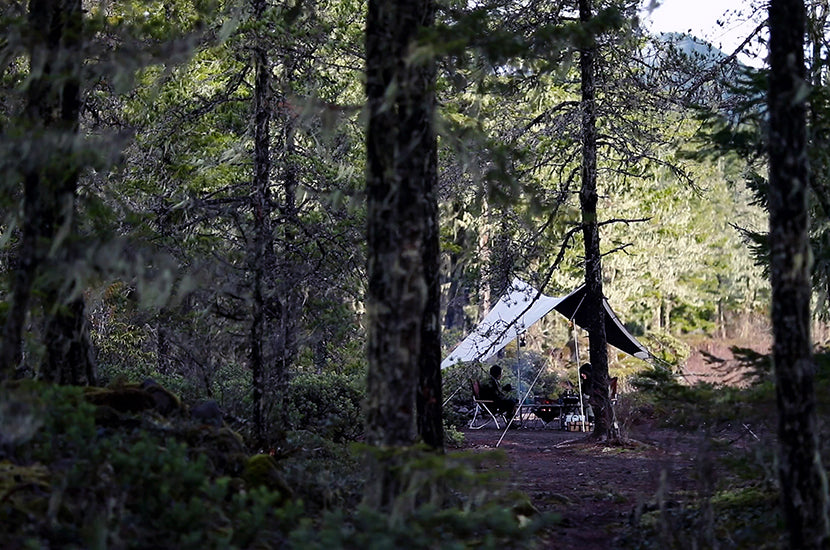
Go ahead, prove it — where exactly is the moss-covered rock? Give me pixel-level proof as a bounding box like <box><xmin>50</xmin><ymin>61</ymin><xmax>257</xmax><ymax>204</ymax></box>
<box><xmin>83</xmin><ymin>378</ymin><xmax>186</xmax><ymax>418</ymax></box>
<box><xmin>83</xmin><ymin>386</ymin><xmax>156</xmax><ymax>413</ymax></box>
<box><xmin>140</xmin><ymin>378</ymin><xmax>184</xmax><ymax>415</ymax></box>
<box><xmin>190</xmin><ymin>400</ymin><xmax>224</xmax><ymax>426</ymax></box>
<box><xmin>181</xmin><ymin>425</ymin><xmax>248</xmax><ymax>477</ymax></box>
<box><xmin>242</xmin><ymin>454</ymin><xmax>293</xmax><ymax>500</ymax></box>
<box><xmin>0</xmin><ymin>461</ymin><xmax>51</xmax><ymax>526</ymax></box>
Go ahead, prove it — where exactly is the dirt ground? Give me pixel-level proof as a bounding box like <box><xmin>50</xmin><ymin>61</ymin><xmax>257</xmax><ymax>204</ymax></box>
<box><xmin>453</xmin><ymin>334</ymin><xmax>774</xmax><ymax>548</ymax></box>
<box><xmin>460</xmin><ymin>421</ymin><xmax>709</xmax><ymax>549</ymax></box>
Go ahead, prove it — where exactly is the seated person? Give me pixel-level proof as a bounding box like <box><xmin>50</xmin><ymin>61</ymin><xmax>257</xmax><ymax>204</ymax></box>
<box><xmin>479</xmin><ymin>364</ymin><xmax>518</xmax><ymax>418</ymax></box>
<box><xmin>579</xmin><ymin>362</ymin><xmax>595</xmax><ymax>422</ymax></box>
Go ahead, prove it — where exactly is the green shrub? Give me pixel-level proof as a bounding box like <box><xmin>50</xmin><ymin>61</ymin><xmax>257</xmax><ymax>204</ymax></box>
<box><xmin>444</xmin><ymin>421</ymin><xmax>465</xmax><ymax>448</ymax></box>
<box><xmin>293</xmin><ymin>503</ymin><xmax>547</xmax><ymax>550</ymax></box>
<box><xmin>291</xmin><ymin>444</ymin><xmax>556</xmax><ymax>549</ymax></box>
<box><xmin>281</xmin><ymin>431</ymin><xmax>363</xmax><ymax>512</ymax></box>
<box><xmin>669</xmin><ymin>302</ymin><xmax>717</xmax><ymax>335</ymax></box>
<box><xmin>626</xmin><ymin>485</ymin><xmax>782</xmax><ymax>549</ymax></box>
<box><xmin>629</xmin><ymin>366</ymin><xmax>769</xmax><ymax>431</ymax></box>
<box><xmin>15</xmin><ymin>381</ymin><xmax>97</xmax><ymax>463</ymax></box>
<box><xmin>1</xmin><ymin>381</ymin><xmax>302</xmax><ymax>550</ymax></box>
<box><xmin>639</xmin><ymin>332</ymin><xmax>690</xmax><ymax>369</ymax></box>
<box><xmin>98</xmin><ymin>433</ymin><xmax>301</xmax><ymax>549</ymax></box>
<box><xmin>441</xmin><ymin>364</ymin><xmax>476</xmax><ymax>430</ymax></box>
<box><xmin>3</xmin><ymin>380</ymin><xmax>553</xmax><ymax>550</ymax></box>
<box><xmin>284</xmin><ymin>372</ymin><xmax>364</xmax><ymax>442</ymax></box>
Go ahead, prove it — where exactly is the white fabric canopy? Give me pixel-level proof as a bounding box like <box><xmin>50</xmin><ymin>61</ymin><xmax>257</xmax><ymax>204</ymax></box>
<box><xmin>441</xmin><ymin>278</ymin><xmax>560</xmax><ymax>368</ymax></box>
<box><xmin>441</xmin><ymin>277</ymin><xmax>651</xmax><ymax>369</ymax></box>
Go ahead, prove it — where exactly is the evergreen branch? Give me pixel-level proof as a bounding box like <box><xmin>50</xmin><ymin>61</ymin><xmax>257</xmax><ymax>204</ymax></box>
<box><xmin>513</xmin><ymin>100</ymin><xmax>580</xmax><ymax>142</ymax></box>
<box><xmin>679</xmin><ymin>20</ymin><xmax>767</xmax><ymax>103</ymax></box>
<box><xmin>600</xmin><ymin>242</ymin><xmax>633</xmax><ymax>258</ymax></box>
<box><xmin>596</xmin><ymin>216</ymin><xmax>650</xmax><ymax>228</ymax></box>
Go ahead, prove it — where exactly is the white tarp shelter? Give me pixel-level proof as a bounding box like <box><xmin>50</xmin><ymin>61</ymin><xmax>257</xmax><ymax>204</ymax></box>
<box><xmin>441</xmin><ymin>277</ymin><xmax>650</xmax><ymax>369</ymax></box>
<box><xmin>441</xmin><ymin>278</ymin><xmax>560</xmax><ymax>368</ymax></box>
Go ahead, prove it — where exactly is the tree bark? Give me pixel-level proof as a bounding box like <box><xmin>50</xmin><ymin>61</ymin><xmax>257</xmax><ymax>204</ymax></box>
<box><xmin>365</xmin><ymin>0</ymin><xmax>439</xmax><ymax>509</ymax></box>
<box><xmin>156</xmin><ymin>315</ymin><xmax>171</xmax><ymax>376</ymax></box>
<box><xmin>443</xmin><ymin>202</ymin><xmax>469</xmax><ymax>331</ymax></box>
<box><xmin>489</xmin><ymin>222</ymin><xmax>513</xmax><ymax>302</ymax></box>
<box><xmin>768</xmin><ymin>0</ymin><xmax>830</xmax><ymax>546</ymax></box>
<box><xmin>42</xmin><ymin>295</ymin><xmax>97</xmax><ymax>385</ymax></box>
<box><xmin>478</xmin><ymin>207</ymin><xmax>492</xmax><ymax>314</ymax></box>
<box><xmin>268</xmin><ymin>60</ymin><xmax>300</xmax><ymax>433</ymax></box>
<box><xmin>1</xmin><ymin>165</ymin><xmax>42</xmax><ymax>377</ymax></box>
<box><xmin>1</xmin><ymin>0</ymin><xmax>96</xmax><ymax>384</ymax></box>
<box><xmin>807</xmin><ymin>0</ymin><xmax>830</xmax><ymax>219</ymax></box>
<box><xmin>417</xmin><ymin>79</ymin><xmax>443</xmax><ymax>449</ymax></box>
<box><xmin>578</xmin><ymin>0</ymin><xmax>618</xmax><ymax>441</ymax></box>
<box><xmin>249</xmin><ymin>0</ymin><xmax>272</xmax><ymax>449</ymax></box>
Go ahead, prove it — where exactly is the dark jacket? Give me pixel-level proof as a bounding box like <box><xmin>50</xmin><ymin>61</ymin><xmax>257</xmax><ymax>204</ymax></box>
<box><xmin>480</xmin><ymin>375</ymin><xmax>512</xmax><ymax>400</ymax></box>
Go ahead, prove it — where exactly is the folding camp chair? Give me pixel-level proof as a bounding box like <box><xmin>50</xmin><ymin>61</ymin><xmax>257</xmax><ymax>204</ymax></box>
<box><xmin>469</xmin><ymin>379</ymin><xmax>507</xmax><ymax>429</ymax></box>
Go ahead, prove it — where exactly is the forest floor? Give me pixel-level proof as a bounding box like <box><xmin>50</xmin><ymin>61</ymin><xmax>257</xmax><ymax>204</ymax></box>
<box><xmin>457</xmin><ymin>334</ymin><xmax>775</xmax><ymax>549</ymax></box>
<box><xmin>460</xmin><ymin>422</ymin><xmax>712</xmax><ymax>549</ymax></box>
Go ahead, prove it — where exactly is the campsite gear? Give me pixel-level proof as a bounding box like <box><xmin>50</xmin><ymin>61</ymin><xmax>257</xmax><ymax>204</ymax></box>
<box><xmin>469</xmin><ymin>380</ymin><xmax>506</xmax><ymax>429</ymax></box>
<box><xmin>553</xmin><ymin>287</ymin><xmax>650</xmax><ymax>360</ymax></box>
<box><xmin>534</xmin><ymin>399</ymin><xmax>559</xmax><ymax>424</ymax></box>
<box><xmin>442</xmin><ymin>278</ymin><xmax>651</xmax><ymax>444</ymax></box>
<box><xmin>558</xmin><ymin>391</ymin><xmax>581</xmax><ymax>430</ymax></box>
<box><xmin>441</xmin><ymin>278</ymin><xmax>650</xmax><ymax>369</ymax></box>
<box><xmin>565</xmin><ymin>414</ymin><xmax>586</xmax><ymax>431</ymax></box>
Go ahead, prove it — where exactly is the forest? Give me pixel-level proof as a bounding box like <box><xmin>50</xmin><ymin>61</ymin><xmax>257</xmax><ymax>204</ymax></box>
<box><xmin>1</xmin><ymin>0</ymin><xmax>830</xmax><ymax>547</ymax></box>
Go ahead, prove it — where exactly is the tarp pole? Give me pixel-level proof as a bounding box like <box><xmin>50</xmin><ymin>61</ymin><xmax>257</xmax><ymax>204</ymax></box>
<box><xmin>442</xmin><ymin>382</ymin><xmax>464</xmax><ymax>408</ymax></box>
<box><xmin>442</xmin><ymin>363</ymin><xmax>488</xmax><ymax>408</ymax></box>
<box><xmin>516</xmin><ymin>330</ymin><xmax>522</xmax><ymax>400</ymax></box>
<box><xmin>496</xmin><ymin>359</ymin><xmax>547</xmax><ymax>447</ymax></box>
<box><xmin>573</xmin><ymin>322</ymin><xmax>587</xmax><ymax>432</ymax></box>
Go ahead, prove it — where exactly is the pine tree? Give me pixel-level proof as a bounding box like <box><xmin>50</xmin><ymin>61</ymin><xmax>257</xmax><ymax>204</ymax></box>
<box><xmin>768</xmin><ymin>0</ymin><xmax>830</xmax><ymax>545</ymax></box>
<box><xmin>364</xmin><ymin>0</ymin><xmax>442</xmax><ymax>510</ymax></box>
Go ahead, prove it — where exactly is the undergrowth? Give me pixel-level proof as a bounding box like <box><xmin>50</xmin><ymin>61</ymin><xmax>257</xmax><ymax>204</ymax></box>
<box><xmin>617</xmin><ymin>348</ymin><xmax>830</xmax><ymax>548</ymax></box>
<box><xmin>0</xmin><ymin>379</ymin><xmax>552</xmax><ymax>549</ymax></box>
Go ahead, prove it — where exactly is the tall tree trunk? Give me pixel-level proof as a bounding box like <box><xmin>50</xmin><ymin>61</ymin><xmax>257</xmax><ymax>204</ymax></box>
<box><xmin>157</xmin><ymin>315</ymin><xmax>171</xmax><ymax>376</ymax></box>
<box><xmin>417</xmin><ymin>81</ymin><xmax>442</xmax><ymax>449</ymax></box>
<box><xmin>1</xmin><ymin>168</ymin><xmax>42</xmax><ymax>377</ymax></box>
<box><xmin>42</xmin><ymin>295</ymin><xmax>96</xmax><ymax>385</ymax></box>
<box><xmin>478</xmin><ymin>207</ymin><xmax>492</xmax><ymax>314</ymax></box>
<box><xmin>267</xmin><ymin>62</ymin><xmax>300</xmax><ymax>431</ymax></box>
<box><xmin>1</xmin><ymin>0</ymin><xmax>95</xmax><ymax>384</ymax></box>
<box><xmin>364</xmin><ymin>0</ymin><xmax>439</xmax><ymax>509</ymax></box>
<box><xmin>443</xmin><ymin>202</ymin><xmax>469</xmax><ymax>331</ymax></box>
<box><xmin>808</xmin><ymin>1</ymin><xmax>830</xmax><ymax>218</ymax></box>
<box><xmin>578</xmin><ymin>0</ymin><xmax>617</xmax><ymax>441</ymax></box>
<box><xmin>489</xmin><ymin>221</ymin><xmax>514</xmax><ymax>300</ymax></box>
<box><xmin>313</xmin><ymin>338</ymin><xmax>326</xmax><ymax>374</ymax></box>
<box><xmin>443</xmin><ymin>253</ymin><xmax>468</xmax><ymax>330</ymax></box>
<box><xmin>249</xmin><ymin>0</ymin><xmax>272</xmax><ymax>449</ymax></box>
<box><xmin>768</xmin><ymin>0</ymin><xmax>830</xmax><ymax>546</ymax></box>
